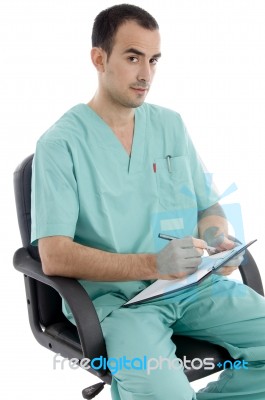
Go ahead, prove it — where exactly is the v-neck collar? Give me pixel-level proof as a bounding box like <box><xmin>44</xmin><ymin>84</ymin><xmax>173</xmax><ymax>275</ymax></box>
<box><xmin>83</xmin><ymin>104</ymin><xmax>147</xmax><ymax>175</ymax></box>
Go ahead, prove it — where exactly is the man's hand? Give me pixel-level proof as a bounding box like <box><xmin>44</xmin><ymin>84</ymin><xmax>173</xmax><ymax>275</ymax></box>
<box><xmin>207</xmin><ymin>235</ymin><xmax>244</xmax><ymax>276</ymax></box>
<box><xmin>156</xmin><ymin>236</ymin><xmax>207</xmax><ymax>280</ymax></box>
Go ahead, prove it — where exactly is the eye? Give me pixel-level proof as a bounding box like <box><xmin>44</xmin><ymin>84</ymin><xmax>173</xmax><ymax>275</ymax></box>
<box><xmin>128</xmin><ymin>56</ymin><xmax>139</xmax><ymax>63</ymax></box>
<box><xmin>150</xmin><ymin>58</ymin><xmax>158</xmax><ymax>65</ymax></box>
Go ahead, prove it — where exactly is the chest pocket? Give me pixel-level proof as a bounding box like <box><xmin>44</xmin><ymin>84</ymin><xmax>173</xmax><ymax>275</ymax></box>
<box><xmin>155</xmin><ymin>155</ymin><xmax>195</xmax><ymax>209</ymax></box>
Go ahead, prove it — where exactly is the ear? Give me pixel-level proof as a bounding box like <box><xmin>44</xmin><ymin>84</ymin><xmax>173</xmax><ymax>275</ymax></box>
<box><xmin>90</xmin><ymin>47</ymin><xmax>106</xmax><ymax>72</ymax></box>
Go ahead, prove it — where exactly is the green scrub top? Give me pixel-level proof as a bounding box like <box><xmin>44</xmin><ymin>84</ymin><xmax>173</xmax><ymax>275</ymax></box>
<box><xmin>31</xmin><ymin>103</ymin><xmax>219</xmax><ymax>323</ymax></box>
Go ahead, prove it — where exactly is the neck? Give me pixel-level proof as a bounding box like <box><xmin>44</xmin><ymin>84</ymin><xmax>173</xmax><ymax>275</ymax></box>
<box><xmin>87</xmin><ymin>92</ymin><xmax>135</xmax><ymax>131</ymax></box>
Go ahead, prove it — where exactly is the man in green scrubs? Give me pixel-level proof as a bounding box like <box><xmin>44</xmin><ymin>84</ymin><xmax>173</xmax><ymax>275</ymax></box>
<box><xmin>31</xmin><ymin>4</ymin><xmax>265</xmax><ymax>399</ymax></box>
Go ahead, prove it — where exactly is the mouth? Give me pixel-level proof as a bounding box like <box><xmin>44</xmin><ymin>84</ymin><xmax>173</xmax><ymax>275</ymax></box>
<box><xmin>130</xmin><ymin>87</ymin><xmax>149</xmax><ymax>94</ymax></box>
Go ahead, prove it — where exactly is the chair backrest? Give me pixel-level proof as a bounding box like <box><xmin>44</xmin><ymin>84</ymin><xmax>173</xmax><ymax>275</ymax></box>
<box><xmin>13</xmin><ymin>155</ymin><xmax>65</xmax><ymax>326</ymax></box>
<box><xmin>14</xmin><ymin>154</ymin><xmax>39</xmax><ymax>260</ymax></box>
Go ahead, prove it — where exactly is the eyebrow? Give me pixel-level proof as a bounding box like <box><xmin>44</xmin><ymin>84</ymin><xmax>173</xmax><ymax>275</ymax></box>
<box><xmin>123</xmin><ymin>47</ymin><xmax>161</xmax><ymax>59</ymax></box>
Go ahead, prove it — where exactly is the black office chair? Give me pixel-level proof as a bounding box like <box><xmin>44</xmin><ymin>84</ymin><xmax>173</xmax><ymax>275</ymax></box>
<box><xmin>13</xmin><ymin>154</ymin><xmax>264</xmax><ymax>399</ymax></box>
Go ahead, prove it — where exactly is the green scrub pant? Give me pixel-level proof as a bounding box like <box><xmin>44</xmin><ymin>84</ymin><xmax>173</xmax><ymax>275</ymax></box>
<box><xmin>100</xmin><ymin>275</ymin><xmax>265</xmax><ymax>400</ymax></box>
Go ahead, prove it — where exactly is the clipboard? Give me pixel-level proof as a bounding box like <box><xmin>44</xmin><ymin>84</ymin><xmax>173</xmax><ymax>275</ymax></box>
<box><xmin>123</xmin><ymin>239</ymin><xmax>257</xmax><ymax>306</ymax></box>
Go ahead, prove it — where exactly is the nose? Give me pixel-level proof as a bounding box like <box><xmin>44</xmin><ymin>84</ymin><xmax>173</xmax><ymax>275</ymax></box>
<box><xmin>137</xmin><ymin>60</ymin><xmax>151</xmax><ymax>84</ymax></box>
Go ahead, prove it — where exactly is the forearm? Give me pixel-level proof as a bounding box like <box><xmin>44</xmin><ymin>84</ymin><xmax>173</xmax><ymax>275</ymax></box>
<box><xmin>198</xmin><ymin>203</ymin><xmax>229</xmax><ymax>242</ymax></box>
<box><xmin>39</xmin><ymin>236</ymin><xmax>157</xmax><ymax>281</ymax></box>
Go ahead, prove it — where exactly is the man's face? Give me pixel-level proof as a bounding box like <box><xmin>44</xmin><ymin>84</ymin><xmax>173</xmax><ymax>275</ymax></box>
<box><xmin>101</xmin><ymin>21</ymin><xmax>161</xmax><ymax>109</ymax></box>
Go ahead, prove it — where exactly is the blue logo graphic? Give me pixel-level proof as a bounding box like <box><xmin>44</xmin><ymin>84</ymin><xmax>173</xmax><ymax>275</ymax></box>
<box><xmin>217</xmin><ymin>360</ymin><xmax>248</xmax><ymax>370</ymax></box>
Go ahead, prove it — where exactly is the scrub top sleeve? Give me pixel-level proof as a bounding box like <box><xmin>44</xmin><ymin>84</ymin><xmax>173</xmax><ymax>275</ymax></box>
<box><xmin>182</xmin><ymin>122</ymin><xmax>221</xmax><ymax>211</ymax></box>
<box><xmin>31</xmin><ymin>139</ymin><xmax>79</xmax><ymax>246</ymax></box>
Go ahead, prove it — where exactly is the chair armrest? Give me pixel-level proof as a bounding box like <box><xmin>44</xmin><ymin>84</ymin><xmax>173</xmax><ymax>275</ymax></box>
<box><xmin>239</xmin><ymin>248</ymin><xmax>264</xmax><ymax>296</ymax></box>
<box><xmin>13</xmin><ymin>247</ymin><xmax>108</xmax><ymax>361</ymax></box>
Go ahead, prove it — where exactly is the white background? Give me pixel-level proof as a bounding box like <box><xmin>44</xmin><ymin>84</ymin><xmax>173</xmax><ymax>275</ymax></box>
<box><xmin>1</xmin><ymin>0</ymin><xmax>265</xmax><ymax>398</ymax></box>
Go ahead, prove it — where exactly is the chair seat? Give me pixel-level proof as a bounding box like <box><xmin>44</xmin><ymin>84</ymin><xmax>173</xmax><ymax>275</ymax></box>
<box><xmin>45</xmin><ymin>321</ymin><xmax>231</xmax><ymax>382</ymax></box>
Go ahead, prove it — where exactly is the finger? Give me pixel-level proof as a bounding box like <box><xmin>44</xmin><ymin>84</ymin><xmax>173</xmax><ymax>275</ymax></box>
<box><xmin>216</xmin><ymin>266</ymin><xmax>238</xmax><ymax>275</ymax></box>
<box><xmin>185</xmin><ymin>267</ymin><xmax>198</xmax><ymax>275</ymax></box>
<box><xmin>168</xmin><ymin>239</ymin><xmax>204</xmax><ymax>257</ymax></box>
<box><xmin>183</xmin><ymin>257</ymin><xmax>202</xmax><ymax>269</ymax></box>
<box><xmin>224</xmin><ymin>254</ymin><xmax>244</xmax><ymax>268</ymax></box>
<box><xmin>179</xmin><ymin>236</ymin><xmax>207</xmax><ymax>250</ymax></box>
<box><xmin>207</xmin><ymin>247</ymin><xmax>218</xmax><ymax>256</ymax></box>
<box><xmin>181</xmin><ymin>247</ymin><xmax>204</xmax><ymax>258</ymax></box>
<box><xmin>217</xmin><ymin>236</ymin><xmax>235</xmax><ymax>251</ymax></box>
<box><xmin>181</xmin><ymin>265</ymin><xmax>199</xmax><ymax>276</ymax></box>
<box><xmin>191</xmin><ymin>237</ymin><xmax>208</xmax><ymax>250</ymax></box>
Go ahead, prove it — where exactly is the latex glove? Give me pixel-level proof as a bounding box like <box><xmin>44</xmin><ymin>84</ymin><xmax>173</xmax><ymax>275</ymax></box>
<box><xmin>206</xmin><ymin>232</ymin><xmax>245</xmax><ymax>275</ymax></box>
<box><xmin>215</xmin><ymin>245</ymin><xmax>245</xmax><ymax>275</ymax></box>
<box><xmin>156</xmin><ymin>236</ymin><xmax>207</xmax><ymax>280</ymax></box>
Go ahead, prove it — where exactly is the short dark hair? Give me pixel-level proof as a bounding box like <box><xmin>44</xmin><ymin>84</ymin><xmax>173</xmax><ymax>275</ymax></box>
<box><xmin>92</xmin><ymin>4</ymin><xmax>159</xmax><ymax>57</ymax></box>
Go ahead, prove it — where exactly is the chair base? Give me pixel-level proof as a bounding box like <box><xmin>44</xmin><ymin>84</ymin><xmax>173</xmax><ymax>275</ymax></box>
<box><xmin>82</xmin><ymin>382</ymin><xmax>106</xmax><ymax>399</ymax></box>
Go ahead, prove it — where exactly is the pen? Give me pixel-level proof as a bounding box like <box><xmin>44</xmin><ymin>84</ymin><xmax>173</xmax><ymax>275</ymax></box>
<box><xmin>158</xmin><ymin>233</ymin><xmax>218</xmax><ymax>253</ymax></box>
<box><xmin>166</xmin><ymin>155</ymin><xmax>172</xmax><ymax>173</ymax></box>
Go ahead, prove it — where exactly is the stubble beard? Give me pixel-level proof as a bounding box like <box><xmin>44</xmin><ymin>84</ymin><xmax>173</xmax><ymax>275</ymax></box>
<box><xmin>110</xmin><ymin>88</ymin><xmax>148</xmax><ymax>109</ymax></box>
